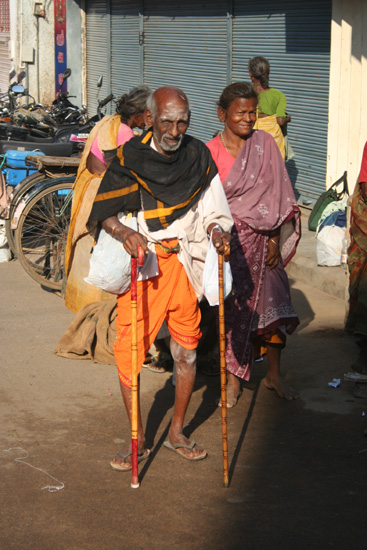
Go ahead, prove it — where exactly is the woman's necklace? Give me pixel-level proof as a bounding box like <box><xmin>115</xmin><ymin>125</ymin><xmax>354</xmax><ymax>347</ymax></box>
<box><xmin>220</xmin><ymin>132</ymin><xmax>229</xmax><ymax>152</ymax></box>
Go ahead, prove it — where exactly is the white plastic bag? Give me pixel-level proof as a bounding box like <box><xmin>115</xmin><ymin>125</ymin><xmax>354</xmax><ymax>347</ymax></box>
<box><xmin>84</xmin><ymin>213</ymin><xmax>137</xmax><ymax>294</ymax></box>
<box><xmin>0</xmin><ymin>220</ymin><xmax>10</xmax><ymax>263</ymax></box>
<box><xmin>316</xmin><ymin>225</ymin><xmax>345</xmax><ymax>266</ymax></box>
<box><xmin>203</xmin><ymin>236</ymin><xmax>232</xmax><ymax>306</ymax></box>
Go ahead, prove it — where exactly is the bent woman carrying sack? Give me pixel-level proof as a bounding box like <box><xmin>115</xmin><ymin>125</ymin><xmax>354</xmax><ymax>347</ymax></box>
<box><xmin>64</xmin><ymin>86</ymin><xmax>151</xmax><ymax>313</ymax></box>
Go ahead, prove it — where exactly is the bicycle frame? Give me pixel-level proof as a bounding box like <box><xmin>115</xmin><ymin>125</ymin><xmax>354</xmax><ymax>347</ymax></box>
<box><xmin>4</xmin><ymin>154</ymin><xmax>79</xmax><ymax>230</ymax></box>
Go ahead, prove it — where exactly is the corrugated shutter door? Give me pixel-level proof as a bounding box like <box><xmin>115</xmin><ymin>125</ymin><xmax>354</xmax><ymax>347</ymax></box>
<box><xmin>110</xmin><ymin>1</ymin><xmax>140</xmax><ymax>96</ymax></box>
<box><xmin>86</xmin><ymin>0</ymin><xmax>109</xmax><ymax>117</ymax></box>
<box><xmin>232</xmin><ymin>0</ymin><xmax>331</xmax><ymax>203</ymax></box>
<box><xmin>0</xmin><ymin>34</ymin><xmax>10</xmax><ymax>95</ymax></box>
<box><xmin>143</xmin><ymin>1</ymin><xmax>228</xmax><ymax>143</ymax></box>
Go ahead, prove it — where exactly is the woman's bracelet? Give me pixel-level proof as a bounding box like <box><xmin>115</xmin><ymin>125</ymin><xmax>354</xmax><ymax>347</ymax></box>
<box><xmin>269</xmin><ymin>238</ymin><xmax>279</xmax><ymax>247</ymax></box>
<box><xmin>211</xmin><ymin>224</ymin><xmax>223</xmax><ymax>234</ymax></box>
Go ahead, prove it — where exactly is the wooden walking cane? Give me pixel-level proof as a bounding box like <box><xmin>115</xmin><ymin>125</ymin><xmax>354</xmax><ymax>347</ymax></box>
<box><xmin>218</xmin><ymin>249</ymin><xmax>229</xmax><ymax>487</ymax></box>
<box><xmin>130</xmin><ymin>244</ymin><xmax>145</xmax><ymax>489</ymax></box>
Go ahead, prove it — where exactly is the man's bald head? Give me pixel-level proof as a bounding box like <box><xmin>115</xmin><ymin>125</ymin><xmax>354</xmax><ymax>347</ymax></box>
<box><xmin>146</xmin><ymin>86</ymin><xmax>190</xmax><ymax>118</ymax></box>
<box><xmin>145</xmin><ymin>86</ymin><xmax>191</xmax><ymax>155</ymax></box>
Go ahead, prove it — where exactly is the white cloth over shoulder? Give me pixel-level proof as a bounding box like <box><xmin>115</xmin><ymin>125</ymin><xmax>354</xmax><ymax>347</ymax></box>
<box><xmin>137</xmin><ymin>173</ymin><xmax>233</xmax><ymax>299</ymax></box>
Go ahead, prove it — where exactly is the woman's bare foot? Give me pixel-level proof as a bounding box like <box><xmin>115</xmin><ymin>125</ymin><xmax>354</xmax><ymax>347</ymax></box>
<box><xmin>217</xmin><ymin>373</ymin><xmax>242</xmax><ymax>408</ymax></box>
<box><xmin>264</xmin><ymin>375</ymin><xmax>299</xmax><ymax>400</ymax></box>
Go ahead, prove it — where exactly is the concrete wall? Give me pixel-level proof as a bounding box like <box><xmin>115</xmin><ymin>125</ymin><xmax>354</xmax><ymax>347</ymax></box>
<box><xmin>23</xmin><ymin>0</ymin><xmax>54</xmax><ymax>105</ymax></box>
<box><xmin>66</xmin><ymin>0</ymin><xmax>83</xmax><ymax>107</ymax></box>
<box><xmin>8</xmin><ymin>0</ymin><xmax>82</xmax><ymax>108</ymax></box>
<box><xmin>327</xmin><ymin>0</ymin><xmax>367</xmax><ymax>192</ymax></box>
<box><xmin>9</xmin><ymin>0</ymin><xmax>55</xmax><ymax>106</ymax></box>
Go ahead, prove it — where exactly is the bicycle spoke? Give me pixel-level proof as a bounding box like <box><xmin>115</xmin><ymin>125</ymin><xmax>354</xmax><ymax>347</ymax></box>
<box><xmin>16</xmin><ymin>182</ymin><xmax>73</xmax><ymax>288</ymax></box>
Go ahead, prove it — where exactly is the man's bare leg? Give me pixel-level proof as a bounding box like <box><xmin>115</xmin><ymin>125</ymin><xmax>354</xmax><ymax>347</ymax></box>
<box><xmin>110</xmin><ymin>379</ymin><xmax>149</xmax><ymax>470</ymax></box>
<box><xmin>264</xmin><ymin>346</ymin><xmax>299</xmax><ymax>400</ymax></box>
<box><xmin>167</xmin><ymin>339</ymin><xmax>206</xmax><ymax>459</ymax></box>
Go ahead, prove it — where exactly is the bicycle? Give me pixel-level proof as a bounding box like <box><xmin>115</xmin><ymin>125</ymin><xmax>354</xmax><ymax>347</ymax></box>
<box><xmin>14</xmin><ymin>177</ymin><xmax>73</xmax><ymax>290</ymax></box>
<box><xmin>1</xmin><ymin>153</ymin><xmax>79</xmax><ymax>257</ymax></box>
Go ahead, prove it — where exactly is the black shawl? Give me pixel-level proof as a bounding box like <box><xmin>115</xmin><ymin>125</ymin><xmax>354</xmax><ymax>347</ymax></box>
<box><xmin>88</xmin><ymin>129</ymin><xmax>218</xmax><ymax>232</ymax></box>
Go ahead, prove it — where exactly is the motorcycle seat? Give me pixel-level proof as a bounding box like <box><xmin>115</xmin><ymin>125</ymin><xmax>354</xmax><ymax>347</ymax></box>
<box><xmin>26</xmin><ymin>134</ymin><xmax>55</xmax><ymax>143</ymax></box>
<box><xmin>0</xmin><ymin>140</ymin><xmax>74</xmax><ymax>157</ymax></box>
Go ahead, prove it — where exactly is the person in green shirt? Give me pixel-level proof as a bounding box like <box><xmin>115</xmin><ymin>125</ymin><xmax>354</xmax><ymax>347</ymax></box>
<box><xmin>248</xmin><ymin>56</ymin><xmax>291</xmax><ymax>161</ymax></box>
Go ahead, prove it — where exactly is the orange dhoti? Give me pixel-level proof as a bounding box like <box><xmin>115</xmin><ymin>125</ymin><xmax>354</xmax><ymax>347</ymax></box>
<box><xmin>114</xmin><ymin>241</ymin><xmax>202</xmax><ymax>388</ymax></box>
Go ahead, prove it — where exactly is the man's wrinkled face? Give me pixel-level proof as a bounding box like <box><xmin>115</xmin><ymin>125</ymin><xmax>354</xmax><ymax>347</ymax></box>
<box><xmin>151</xmin><ymin>94</ymin><xmax>190</xmax><ymax>155</ymax></box>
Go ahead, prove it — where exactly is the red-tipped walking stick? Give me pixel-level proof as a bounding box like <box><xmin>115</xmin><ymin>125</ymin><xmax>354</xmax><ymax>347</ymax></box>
<box><xmin>130</xmin><ymin>244</ymin><xmax>145</xmax><ymax>489</ymax></box>
<box><xmin>218</xmin><ymin>251</ymin><xmax>229</xmax><ymax>487</ymax></box>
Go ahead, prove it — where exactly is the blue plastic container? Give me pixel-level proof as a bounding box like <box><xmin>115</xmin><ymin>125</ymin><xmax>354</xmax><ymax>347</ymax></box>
<box><xmin>5</xmin><ymin>150</ymin><xmax>45</xmax><ymax>186</ymax></box>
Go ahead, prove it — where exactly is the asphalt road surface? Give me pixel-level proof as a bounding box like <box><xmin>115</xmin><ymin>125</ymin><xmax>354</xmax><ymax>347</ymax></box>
<box><xmin>1</xmin><ymin>260</ymin><xmax>366</xmax><ymax>550</ymax></box>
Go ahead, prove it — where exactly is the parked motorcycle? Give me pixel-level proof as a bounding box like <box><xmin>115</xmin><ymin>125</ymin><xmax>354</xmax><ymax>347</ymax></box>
<box><xmin>0</xmin><ymin>70</ymin><xmax>28</xmax><ymax>122</ymax></box>
<box><xmin>0</xmin><ymin>83</ymin><xmax>114</xmax><ymax>287</ymax></box>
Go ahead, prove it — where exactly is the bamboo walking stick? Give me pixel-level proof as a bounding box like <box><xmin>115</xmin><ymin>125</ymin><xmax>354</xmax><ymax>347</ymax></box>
<box><xmin>130</xmin><ymin>244</ymin><xmax>145</xmax><ymax>489</ymax></box>
<box><xmin>218</xmin><ymin>252</ymin><xmax>229</xmax><ymax>487</ymax></box>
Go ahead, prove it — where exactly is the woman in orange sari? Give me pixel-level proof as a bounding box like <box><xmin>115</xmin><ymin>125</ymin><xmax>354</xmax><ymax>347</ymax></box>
<box><xmin>64</xmin><ymin>86</ymin><xmax>151</xmax><ymax>313</ymax></box>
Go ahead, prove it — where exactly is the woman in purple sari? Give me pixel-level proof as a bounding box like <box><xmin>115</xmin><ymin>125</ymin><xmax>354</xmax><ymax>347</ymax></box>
<box><xmin>207</xmin><ymin>82</ymin><xmax>300</xmax><ymax>405</ymax></box>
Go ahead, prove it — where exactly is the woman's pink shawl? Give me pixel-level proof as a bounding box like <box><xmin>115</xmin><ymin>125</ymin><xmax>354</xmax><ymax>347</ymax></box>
<box><xmin>222</xmin><ymin>130</ymin><xmax>300</xmax><ymax>265</ymax></box>
<box><xmin>221</xmin><ymin>130</ymin><xmax>300</xmax><ymax>380</ymax></box>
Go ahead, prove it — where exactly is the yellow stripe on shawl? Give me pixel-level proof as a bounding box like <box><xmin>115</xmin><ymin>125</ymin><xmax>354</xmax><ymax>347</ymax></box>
<box><xmin>117</xmin><ymin>145</ymin><xmax>124</xmax><ymax>165</ymax></box>
<box><xmin>129</xmin><ymin>170</ymin><xmax>154</xmax><ymax>196</ymax></box>
<box><xmin>156</xmin><ymin>200</ymin><xmax>167</xmax><ymax>227</ymax></box>
<box><xmin>94</xmin><ymin>183</ymin><xmax>139</xmax><ymax>202</ymax></box>
<box><xmin>144</xmin><ymin>185</ymin><xmax>202</xmax><ymax>223</ymax></box>
<box><xmin>141</xmin><ymin>130</ymin><xmax>153</xmax><ymax>144</ymax></box>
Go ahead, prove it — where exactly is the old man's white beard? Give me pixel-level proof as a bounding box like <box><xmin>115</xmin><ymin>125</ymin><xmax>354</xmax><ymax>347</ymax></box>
<box><xmin>155</xmin><ymin>131</ymin><xmax>183</xmax><ymax>153</ymax></box>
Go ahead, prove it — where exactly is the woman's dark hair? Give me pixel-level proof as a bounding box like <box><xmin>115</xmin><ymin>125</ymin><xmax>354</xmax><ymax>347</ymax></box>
<box><xmin>217</xmin><ymin>81</ymin><xmax>258</xmax><ymax>111</ymax></box>
<box><xmin>248</xmin><ymin>56</ymin><xmax>270</xmax><ymax>89</ymax></box>
<box><xmin>115</xmin><ymin>85</ymin><xmax>152</xmax><ymax>123</ymax></box>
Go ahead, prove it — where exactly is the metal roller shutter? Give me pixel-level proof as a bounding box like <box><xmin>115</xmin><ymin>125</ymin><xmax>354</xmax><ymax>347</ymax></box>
<box><xmin>0</xmin><ymin>0</ymin><xmax>10</xmax><ymax>95</ymax></box>
<box><xmin>0</xmin><ymin>34</ymin><xmax>10</xmax><ymax>95</ymax></box>
<box><xmin>110</xmin><ymin>1</ymin><xmax>140</xmax><ymax>97</ymax></box>
<box><xmin>232</xmin><ymin>0</ymin><xmax>331</xmax><ymax>203</ymax></box>
<box><xmin>143</xmin><ymin>1</ymin><xmax>228</xmax><ymax>143</ymax></box>
<box><xmin>86</xmin><ymin>0</ymin><xmax>109</xmax><ymax>117</ymax></box>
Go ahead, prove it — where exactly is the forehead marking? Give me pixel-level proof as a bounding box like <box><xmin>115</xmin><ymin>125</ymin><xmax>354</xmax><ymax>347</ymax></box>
<box><xmin>158</xmin><ymin>106</ymin><xmax>189</xmax><ymax>121</ymax></box>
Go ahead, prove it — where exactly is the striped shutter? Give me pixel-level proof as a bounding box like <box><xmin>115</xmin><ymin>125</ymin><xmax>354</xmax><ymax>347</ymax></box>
<box><xmin>142</xmin><ymin>1</ymin><xmax>228</xmax><ymax>143</ymax></box>
<box><xmin>85</xmin><ymin>0</ymin><xmax>109</xmax><ymax>117</ymax></box>
<box><xmin>110</xmin><ymin>1</ymin><xmax>141</xmax><ymax>96</ymax></box>
<box><xmin>232</xmin><ymin>0</ymin><xmax>332</xmax><ymax>202</ymax></box>
<box><xmin>0</xmin><ymin>0</ymin><xmax>10</xmax><ymax>93</ymax></box>
<box><xmin>0</xmin><ymin>34</ymin><xmax>10</xmax><ymax>95</ymax></box>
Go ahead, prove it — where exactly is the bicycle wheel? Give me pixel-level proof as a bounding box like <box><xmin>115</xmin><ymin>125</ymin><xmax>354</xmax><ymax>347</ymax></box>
<box><xmin>5</xmin><ymin>172</ymin><xmax>48</xmax><ymax>256</ymax></box>
<box><xmin>5</xmin><ymin>174</ymin><xmax>75</xmax><ymax>257</ymax></box>
<box><xmin>14</xmin><ymin>179</ymin><xmax>73</xmax><ymax>290</ymax></box>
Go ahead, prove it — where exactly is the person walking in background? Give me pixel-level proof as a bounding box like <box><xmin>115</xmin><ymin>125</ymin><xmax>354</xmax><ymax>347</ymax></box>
<box><xmin>64</xmin><ymin>86</ymin><xmax>151</xmax><ymax>314</ymax></box>
<box><xmin>207</xmin><ymin>81</ymin><xmax>300</xmax><ymax>406</ymax></box>
<box><xmin>248</xmin><ymin>56</ymin><xmax>291</xmax><ymax>161</ymax></box>
<box><xmin>346</xmin><ymin>141</ymin><xmax>367</xmax><ymax>375</ymax></box>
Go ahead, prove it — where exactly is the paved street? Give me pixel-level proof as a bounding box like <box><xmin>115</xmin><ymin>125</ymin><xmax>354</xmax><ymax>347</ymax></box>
<box><xmin>1</xmin><ymin>259</ymin><xmax>366</xmax><ymax>550</ymax></box>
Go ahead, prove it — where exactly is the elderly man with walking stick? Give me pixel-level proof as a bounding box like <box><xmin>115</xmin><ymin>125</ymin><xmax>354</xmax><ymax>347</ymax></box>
<box><xmin>88</xmin><ymin>86</ymin><xmax>233</xmax><ymax>474</ymax></box>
